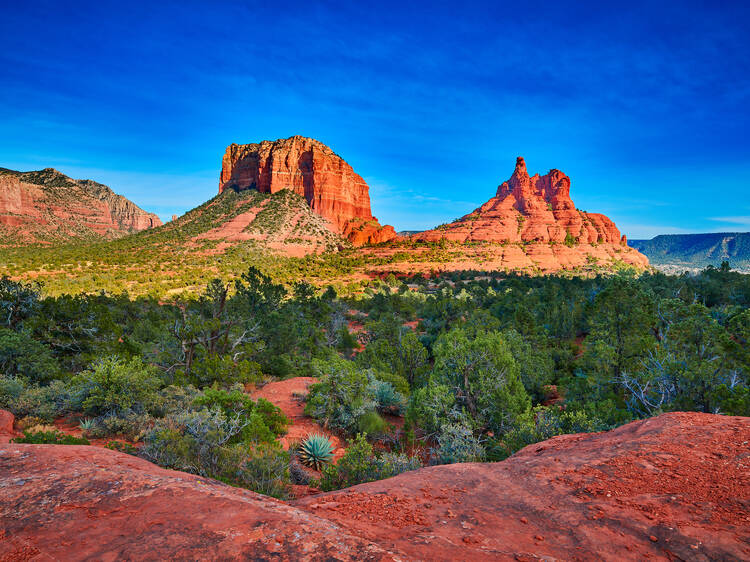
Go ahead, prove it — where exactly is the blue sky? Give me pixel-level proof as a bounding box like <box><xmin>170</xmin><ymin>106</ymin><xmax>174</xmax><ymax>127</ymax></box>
<box><xmin>1</xmin><ymin>1</ymin><xmax>749</xmax><ymax>238</ymax></box>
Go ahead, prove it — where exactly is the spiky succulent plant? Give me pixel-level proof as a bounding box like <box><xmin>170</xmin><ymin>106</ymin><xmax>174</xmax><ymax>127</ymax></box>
<box><xmin>298</xmin><ymin>433</ymin><xmax>334</xmax><ymax>471</ymax></box>
<box><xmin>79</xmin><ymin>418</ymin><xmax>96</xmax><ymax>432</ymax></box>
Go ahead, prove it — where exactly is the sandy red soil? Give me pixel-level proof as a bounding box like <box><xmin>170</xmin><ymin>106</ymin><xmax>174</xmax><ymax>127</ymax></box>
<box><xmin>250</xmin><ymin>377</ymin><xmax>346</xmax><ymax>460</ymax></box>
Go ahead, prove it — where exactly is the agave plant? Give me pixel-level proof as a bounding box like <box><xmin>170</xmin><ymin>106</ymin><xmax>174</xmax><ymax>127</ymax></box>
<box><xmin>78</xmin><ymin>418</ymin><xmax>96</xmax><ymax>432</ymax></box>
<box><xmin>298</xmin><ymin>433</ymin><xmax>334</xmax><ymax>471</ymax></box>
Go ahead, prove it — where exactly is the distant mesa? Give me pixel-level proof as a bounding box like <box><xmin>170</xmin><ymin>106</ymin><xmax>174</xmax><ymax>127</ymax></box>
<box><xmin>219</xmin><ymin>136</ymin><xmax>396</xmax><ymax>246</ymax></box>
<box><xmin>630</xmin><ymin>232</ymin><xmax>750</xmax><ymax>273</ymax></box>
<box><xmin>0</xmin><ymin>167</ymin><xmax>161</xmax><ymax>244</ymax></box>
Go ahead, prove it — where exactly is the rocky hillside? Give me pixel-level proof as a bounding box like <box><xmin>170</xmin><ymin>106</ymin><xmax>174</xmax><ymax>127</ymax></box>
<box><xmin>2</xmin><ymin>412</ymin><xmax>747</xmax><ymax>560</ymax></box>
<box><xmin>220</xmin><ymin>136</ymin><xmax>396</xmax><ymax>245</ymax></box>
<box><xmin>418</xmin><ymin>157</ymin><xmax>636</xmax><ymax>246</ymax></box>
<box><xmin>0</xmin><ymin>167</ymin><xmax>161</xmax><ymax>244</ymax></box>
<box><xmin>385</xmin><ymin>157</ymin><xmax>649</xmax><ymax>272</ymax></box>
<box><xmin>630</xmin><ymin>232</ymin><xmax>750</xmax><ymax>273</ymax></box>
<box><xmin>128</xmin><ymin>185</ymin><xmax>347</xmax><ymax>257</ymax></box>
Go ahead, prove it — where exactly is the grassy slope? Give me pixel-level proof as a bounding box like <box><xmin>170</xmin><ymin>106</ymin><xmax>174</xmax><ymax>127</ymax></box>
<box><xmin>1</xmin><ymin>187</ymin><xmax>649</xmax><ymax>298</ymax></box>
<box><xmin>0</xmin><ymin>188</ymin><xmax>361</xmax><ymax>296</ymax></box>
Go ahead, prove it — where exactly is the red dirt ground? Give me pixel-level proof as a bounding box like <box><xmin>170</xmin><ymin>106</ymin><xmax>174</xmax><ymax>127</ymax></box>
<box><xmin>250</xmin><ymin>377</ymin><xmax>346</xmax><ymax>460</ymax></box>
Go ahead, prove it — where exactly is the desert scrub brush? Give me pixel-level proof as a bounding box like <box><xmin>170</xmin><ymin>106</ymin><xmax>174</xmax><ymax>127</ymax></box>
<box><xmin>298</xmin><ymin>433</ymin><xmax>334</xmax><ymax>471</ymax></box>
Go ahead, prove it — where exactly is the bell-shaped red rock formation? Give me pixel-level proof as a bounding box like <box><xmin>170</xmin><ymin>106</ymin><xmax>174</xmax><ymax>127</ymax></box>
<box><xmin>219</xmin><ymin>136</ymin><xmax>395</xmax><ymax>245</ymax></box>
<box><xmin>418</xmin><ymin>157</ymin><xmax>634</xmax><ymax>246</ymax></box>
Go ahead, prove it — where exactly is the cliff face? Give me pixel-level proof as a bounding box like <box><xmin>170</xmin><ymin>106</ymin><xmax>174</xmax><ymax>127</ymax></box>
<box><xmin>219</xmin><ymin>136</ymin><xmax>395</xmax><ymax>245</ymax></box>
<box><xmin>418</xmin><ymin>157</ymin><xmax>631</xmax><ymax>246</ymax></box>
<box><xmin>0</xmin><ymin>168</ymin><xmax>161</xmax><ymax>243</ymax></box>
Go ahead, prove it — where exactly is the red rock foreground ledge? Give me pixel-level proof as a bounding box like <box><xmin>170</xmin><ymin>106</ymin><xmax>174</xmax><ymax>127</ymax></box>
<box><xmin>1</xmin><ymin>412</ymin><xmax>748</xmax><ymax>561</ymax></box>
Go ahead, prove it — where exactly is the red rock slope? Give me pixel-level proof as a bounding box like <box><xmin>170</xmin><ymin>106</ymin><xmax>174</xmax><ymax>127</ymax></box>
<box><xmin>219</xmin><ymin>136</ymin><xmax>396</xmax><ymax>245</ymax></box>
<box><xmin>297</xmin><ymin>412</ymin><xmax>749</xmax><ymax>560</ymax></box>
<box><xmin>0</xmin><ymin>168</ymin><xmax>161</xmax><ymax>243</ymax></box>
<box><xmin>417</xmin><ymin>157</ymin><xmax>645</xmax><ymax>252</ymax></box>
<box><xmin>2</xmin><ymin>412</ymin><xmax>747</xmax><ymax>560</ymax></box>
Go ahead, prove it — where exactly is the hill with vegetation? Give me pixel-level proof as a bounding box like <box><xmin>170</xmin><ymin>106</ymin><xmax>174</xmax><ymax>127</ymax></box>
<box><xmin>629</xmin><ymin>232</ymin><xmax>750</xmax><ymax>273</ymax></box>
<box><xmin>131</xmin><ymin>186</ymin><xmax>347</xmax><ymax>257</ymax></box>
<box><xmin>0</xmin><ymin>167</ymin><xmax>161</xmax><ymax>244</ymax></box>
<box><xmin>0</xmin><ymin>187</ymin><xmax>357</xmax><ymax>296</ymax></box>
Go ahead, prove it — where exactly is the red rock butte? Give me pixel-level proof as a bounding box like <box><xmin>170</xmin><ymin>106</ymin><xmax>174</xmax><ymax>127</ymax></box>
<box><xmin>219</xmin><ymin>136</ymin><xmax>396</xmax><ymax>246</ymax></box>
<box><xmin>418</xmin><ymin>156</ymin><xmax>635</xmax><ymax>246</ymax></box>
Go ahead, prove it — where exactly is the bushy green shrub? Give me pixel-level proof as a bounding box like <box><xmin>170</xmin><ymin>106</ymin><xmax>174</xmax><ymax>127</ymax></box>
<box><xmin>193</xmin><ymin>386</ymin><xmax>288</xmax><ymax>443</ymax></box>
<box><xmin>435</xmin><ymin>422</ymin><xmax>485</xmax><ymax>464</ymax></box>
<box><xmin>356</xmin><ymin>410</ymin><xmax>387</xmax><ymax>437</ymax></box>
<box><xmin>0</xmin><ymin>328</ymin><xmax>60</xmax><ymax>383</ymax></box>
<box><xmin>0</xmin><ymin>376</ymin><xmax>25</xmax><ymax>407</ymax></box>
<box><xmin>233</xmin><ymin>443</ymin><xmax>291</xmax><ymax>499</ymax></box>
<box><xmin>375</xmin><ymin>451</ymin><xmax>422</xmax><ymax>478</ymax></box>
<box><xmin>372</xmin><ymin>370</ymin><xmax>410</xmax><ymax>397</ymax></box>
<box><xmin>0</xmin><ymin>378</ymin><xmax>72</xmax><ymax>422</ymax></box>
<box><xmin>370</xmin><ymin>379</ymin><xmax>405</xmax><ymax>414</ymax></box>
<box><xmin>84</xmin><ymin>411</ymin><xmax>155</xmax><ymax>441</ymax></box>
<box><xmin>151</xmin><ymin>384</ymin><xmax>201</xmax><ymax>418</ymax></box>
<box><xmin>71</xmin><ymin>356</ymin><xmax>162</xmax><ymax>417</ymax></box>
<box><xmin>408</xmin><ymin>383</ymin><xmax>458</xmax><ymax>437</ymax></box>
<box><xmin>305</xmin><ymin>357</ymin><xmax>377</xmax><ymax>433</ymax></box>
<box><xmin>140</xmin><ymin>407</ymin><xmax>290</xmax><ymax>498</ymax></box>
<box><xmin>189</xmin><ymin>355</ymin><xmax>263</xmax><ymax>387</ymax></box>
<box><xmin>356</xmin><ymin>329</ymin><xmax>429</xmax><ymax>388</ymax></box>
<box><xmin>499</xmin><ymin>329</ymin><xmax>555</xmax><ymax>403</ymax></box>
<box><xmin>105</xmin><ymin>440</ymin><xmax>138</xmax><ymax>454</ymax></box>
<box><xmin>489</xmin><ymin>406</ymin><xmax>606</xmax><ymax>460</ymax></box>
<box><xmin>12</xmin><ymin>429</ymin><xmax>89</xmax><ymax>445</ymax></box>
<box><xmin>319</xmin><ymin>434</ymin><xmax>376</xmax><ymax>491</ymax></box>
<box><xmin>411</xmin><ymin>330</ymin><xmax>530</xmax><ymax>443</ymax></box>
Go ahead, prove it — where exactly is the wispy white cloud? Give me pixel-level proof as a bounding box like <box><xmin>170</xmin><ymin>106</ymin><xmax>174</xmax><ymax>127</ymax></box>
<box><xmin>709</xmin><ymin>215</ymin><xmax>750</xmax><ymax>227</ymax></box>
<box><xmin>617</xmin><ymin>223</ymin><xmax>694</xmax><ymax>240</ymax></box>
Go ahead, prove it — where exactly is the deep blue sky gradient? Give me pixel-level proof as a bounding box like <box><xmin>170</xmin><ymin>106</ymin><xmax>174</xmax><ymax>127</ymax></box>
<box><xmin>1</xmin><ymin>1</ymin><xmax>749</xmax><ymax>237</ymax></box>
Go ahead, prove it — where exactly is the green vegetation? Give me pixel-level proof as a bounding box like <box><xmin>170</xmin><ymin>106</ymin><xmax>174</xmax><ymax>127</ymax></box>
<box><xmin>298</xmin><ymin>433</ymin><xmax>334</xmax><ymax>470</ymax></box>
<box><xmin>630</xmin><ymin>233</ymin><xmax>750</xmax><ymax>272</ymax></box>
<box><xmin>0</xmin><ymin>263</ymin><xmax>748</xmax><ymax>497</ymax></box>
<box><xmin>318</xmin><ymin>433</ymin><xmax>421</xmax><ymax>491</ymax></box>
<box><xmin>12</xmin><ymin>429</ymin><xmax>90</xmax><ymax>445</ymax></box>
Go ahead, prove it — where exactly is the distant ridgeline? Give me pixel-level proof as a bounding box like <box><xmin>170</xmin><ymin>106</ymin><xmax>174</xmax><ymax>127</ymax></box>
<box><xmin>629</xmin><ymin>232</ymin><xmax>750</xmax><ymax>273</ymax></box>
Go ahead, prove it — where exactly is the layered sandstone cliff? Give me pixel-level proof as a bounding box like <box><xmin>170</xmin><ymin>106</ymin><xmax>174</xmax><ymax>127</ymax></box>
<box><xmin>219</xmin><ymin>136</ymin><xmax>396</xmax><ymax>245</ymax></box>
<box><xmin>417</xmin><ymin>157</ymin><xmax>635</xmax><ymax>246</ymax></box>
<box><xmin>0</xmin><ymin>168</ymin><xmax>161</xmax><ymax>243</ymax></box>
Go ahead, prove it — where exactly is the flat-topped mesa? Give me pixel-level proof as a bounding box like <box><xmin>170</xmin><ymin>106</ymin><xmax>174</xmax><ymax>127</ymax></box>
<box><xmin>417</xmin><ymin>156</ymin><xmax>632</xmax><ymax>247</ymax></box>
<box><xmin>219</xmin><ymin>136</ymin><xmax>396</xmax><ymax>245</ymax></box>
